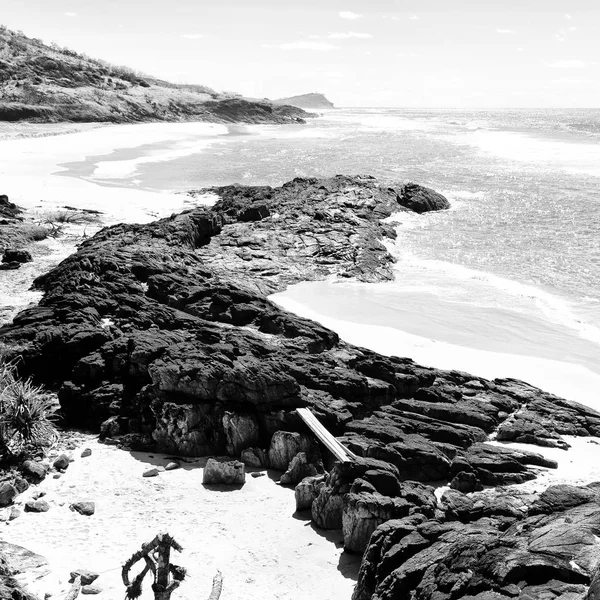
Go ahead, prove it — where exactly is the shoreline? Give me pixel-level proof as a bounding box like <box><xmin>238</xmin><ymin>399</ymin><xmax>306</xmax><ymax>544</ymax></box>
<box><xmin>270</xmin><ymin>282</ymin><xmax>600</xmax><ymax>410</ymax></box>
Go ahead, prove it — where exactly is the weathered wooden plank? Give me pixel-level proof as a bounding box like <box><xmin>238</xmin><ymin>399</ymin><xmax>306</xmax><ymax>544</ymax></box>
<box><xmin>297</xmin><ymin>407</ymin><xmax>357</xmax><ymax>463</ymax></box>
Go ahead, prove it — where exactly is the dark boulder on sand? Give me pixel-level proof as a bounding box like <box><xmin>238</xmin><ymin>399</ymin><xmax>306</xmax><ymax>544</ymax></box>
<box><xmin>1</xmin><ymin>174</ymin><xmax>599</xmax><ymax>598</ymax></box>
<box><xmin>2</xmin><ymin>249</ymin><xmax>32</xmax><ymax>264</ymax></box>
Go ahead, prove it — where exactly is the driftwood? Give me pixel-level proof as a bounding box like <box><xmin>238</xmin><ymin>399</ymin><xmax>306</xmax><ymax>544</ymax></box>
<box><xmin>122</xmin><ymin>532</ymin><xmax>223</xmax><ymax>600</ymax></box>
<box><xmin>64</xmin><ymin>576</ymin><xmax>81</xmax><ymax>600</ymax></box>
<box><xmin>206</xmin><ymin>570</ymin><xmax>223</xmax><ymax>600</ymax></box>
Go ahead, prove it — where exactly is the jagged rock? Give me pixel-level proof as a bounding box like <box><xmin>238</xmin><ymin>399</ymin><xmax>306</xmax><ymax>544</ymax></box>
<box><xmin>449</xmin><ymin>471</ymin><xmax>483</xmax><ymax>493</ymax></box>
<box><xmin>222</xmin><ymin>412</ymin><xmax>260</xmax><ymax>455</ymax></box>
<box><xmin>441</xmin><ymin>488</ymin><xmax>530</xmax><ymax>523</ymax></box>
<box><xmin>295</xmin><ymin>474</ymin><xmax>326</xmax><ymax>511</ymax></box>
<box><xmin>343</xmin><ymin>493</ymin><xmax>416</xmax><ymax>554</ymax></box>
<box><xmin>203</xmin><ymin>458</ymin><xmax>245</xmax><ymax>485</ymax></box>
<box><xmin>361</xmin><ymin>469</ymin><xmax>402</xmax><ymax>497</ymax></box>
<box><xmin>2</xmin><ymin>249</ymin><xmax>32</xmax><ymax>264</ymax></box>
<box><xmin>396</xmin><ymin>183</ymin><xmax>451</xmax><ymax>213</ymax></box>
<box><xmin>312</xmin><ymin>485</ymin><xmax>345</xmax><ymax>529</ymax></box>
<box><xmin>240</xmin><ymin>447</ymin><xmax>268</xmax><ymax>468</ymax></box>
<box><xmin>352</xmin><ymin>515</ymin><xmax>427</xmax><ymax>600</ymax></box>
<box><xmin>356</xmin><ymin>486</ymin><xmax>600</xmax><ymax>600</ymax></box>
<box><xmin>99</xmin><ymin>416</ymin><xmax>120</xmax><ymax>439</ymax></box>
<box><xmin>53</xmin><ymin>454</ymin><xmax>70</xmax><ymax>470</ymax></box>
<box><xmin>20</xmin><ymin>460</ymin><xmax>47</xmax><ymax>483</ymax></box>
<box><xmin>80</xmin><ymin>448</ymin><xmax>92</xmax><ymax>458</ymax></box>
<box><xmin>311</xmin><ymin>458</ymin><xmax>402</xmax><ymax>530</ymax></box>
<box><xmin>280</xmin><ymin>452</ymin><xmax>324</xmax><ymax>485</ymax></box>
<box><xmin>70</xmin><ymin>501</ymin><xmax>95</xmax><ymax>516</ymax></box>
<box><xmin>8</xmin><ymin>506</ymin><xmax>21</xmax><ymax>520</ymax></box>
<box><xmin>0</xmin><ymin>483</ymin><xmax>17</xmax><ymax>507</ymax></box>
<box><xmin>142</xmin><ymin>468</ymin><xmax>158</xmax><ymax>478</ymax></box>
<box><xmin>13</xmin><ymin>477</ymin><xmax>28</xmax><ymax>493</ymax></box>
<box><xmin>24</xmin><ymin>499</ymin><xmax>50</xmax><ymax>512</ymax></box>
<box><xmin>450</xmin><ymin>442</ymin><xmax>557</xmax><ymax>486</ymax></box>
<box><xmin>69</xmin><ymin>570</ymin><xmax>99</xmax><ymax>586</ymax></box>
<box><xmin>529</xmin><ymin>484</ymin><xmax>599</xmax><ymax>515</ymax></box>
<box><xmin>267</xmin><ymin>431</ymin><xmax>317</xmax><ymax>471</ymax></box>
<box><xmin>0</xmin><ymin>194</ymin><xmax>21</xmax><ymax>219</ymax></box>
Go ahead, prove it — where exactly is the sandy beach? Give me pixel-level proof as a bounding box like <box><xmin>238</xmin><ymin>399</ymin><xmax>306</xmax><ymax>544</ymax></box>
<box><xmin>2</xmin><ymin>437</ymin><xmax>358</xmax><ymax>600</ymax></box>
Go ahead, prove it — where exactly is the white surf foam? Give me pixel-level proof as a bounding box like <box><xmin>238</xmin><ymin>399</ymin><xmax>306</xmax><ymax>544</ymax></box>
<box><xmin>390</xmin><ymin>255</ymin><xmax>600</xmax><ymax>347</ymax></box>
<box><xmin>468</xmin><ymin>129</ymin><xmax>600</xmax><ymax>177</ymax></box>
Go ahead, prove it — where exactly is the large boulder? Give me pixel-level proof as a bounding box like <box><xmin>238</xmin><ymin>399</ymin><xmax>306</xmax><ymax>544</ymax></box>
<box><xmin>395</xmin><ymin>182</ymin><xmax>450</xmax><ymax>213</ymax></box>
<box><xmin>20</xmin><ymin>460</ymin><xmax>47</xmax><ymax>483</ymax></box>
<box><xmin>295</xmin><ymin>474</ymin><xmax>326</xmax><ymax>511</ymax></box>
<box><xmin>0</xmin><ymin>483</ymin><xmax>17</xmax><ymax>507</ymax></box>
<box><xmin>203</xmin><ymin>458</ymin><xmax>245</xmax><ymax>486</ymax></box>
<box><xmin>267</xmin><ymin>431</ymin><xmax>317</xmax><ymax>471</ymax></box>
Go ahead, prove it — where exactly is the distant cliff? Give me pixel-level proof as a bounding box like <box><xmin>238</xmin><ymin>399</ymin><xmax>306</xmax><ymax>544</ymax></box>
<box><xmin>273</xmin><ymin>93</ymin><xmax>335</xmax><ymax>110</ymax></box>
<box><xmin>0</xmin><ymin>25</ymin><xmax>311</xmax><ymax>125</ymax></box>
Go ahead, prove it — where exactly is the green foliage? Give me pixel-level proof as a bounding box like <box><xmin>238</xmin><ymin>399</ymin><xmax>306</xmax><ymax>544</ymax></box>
<box><xmin>0</xmin><ymin>359</ymin><xmax>59</xmax><ymax>456</ymax></box>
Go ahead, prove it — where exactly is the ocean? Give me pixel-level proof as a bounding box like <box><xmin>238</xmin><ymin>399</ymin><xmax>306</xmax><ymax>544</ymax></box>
<box><xmin>56</xmin><ymin>108</ymin><xmax>600</xmax><ymax>403</ymax></box>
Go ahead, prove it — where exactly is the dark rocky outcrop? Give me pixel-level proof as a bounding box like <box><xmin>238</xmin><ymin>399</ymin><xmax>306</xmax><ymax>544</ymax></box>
<box><xmin>354</xmin><ymin>485</ymin><xmax>600</xmax><ymax>600</ymax></box>
<box><xmin>0</xmin><ymin>175</ymin><xmax>598</xmax><ymax>598</ymax></box>
<box><xmin>2</xmin><ymin>249</ymin><xmax>32</xmax><ymax>264</ymax></box>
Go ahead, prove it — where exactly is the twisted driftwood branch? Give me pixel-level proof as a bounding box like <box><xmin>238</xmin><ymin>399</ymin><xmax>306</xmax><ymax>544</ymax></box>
<box><xmin>122</xmin><ymin>533</ymin><xmax>184</xmax><ymax>600</ymax></box>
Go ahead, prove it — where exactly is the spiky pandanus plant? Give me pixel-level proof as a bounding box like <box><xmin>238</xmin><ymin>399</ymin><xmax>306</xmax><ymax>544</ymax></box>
<box><xmin>0</xmin><ymin>359</ymin><xmax>59</xmax><ymax>458</ymax></box>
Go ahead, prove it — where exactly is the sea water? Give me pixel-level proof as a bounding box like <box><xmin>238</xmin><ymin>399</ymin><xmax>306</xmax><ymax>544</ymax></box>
<box><xmin>58</xmin><ymin>108</ymin><xmax>600</xmax><ymax>400</ymax></box>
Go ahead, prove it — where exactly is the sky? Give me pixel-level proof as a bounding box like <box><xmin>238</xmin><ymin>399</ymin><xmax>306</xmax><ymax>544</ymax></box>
<box><xmin>2</xmin><ymin>0</ymin><xmax>599</xmax><ymax>107</ymax></box>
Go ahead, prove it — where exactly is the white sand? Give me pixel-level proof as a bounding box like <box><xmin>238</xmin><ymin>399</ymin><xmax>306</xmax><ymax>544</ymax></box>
<box><xmin>2</xmin><ymin>438</ymin><xmax>357</xmax><ymax>600</ymax></box>
<box><xmin>0</xmin><ymin>122</ymin><xmax>227</xmax><ymax>224</ymax></box>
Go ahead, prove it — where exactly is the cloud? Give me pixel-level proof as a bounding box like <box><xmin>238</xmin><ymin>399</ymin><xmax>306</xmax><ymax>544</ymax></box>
<box><xmin>409</xmin><ymin>15</ymin><xmax>419</xmax><ymax>20</ymax></box>
<box><xmin>339</xmin><ymin>11</ymin><xmax>363</xmax><ymax>20</ymax></box>
<box><xmin>398</xmin><ymin>52</ymin><xmax>418</xmax><ymax>58</ymax></box>
<box><xmin>565</xmin><ymin>14</ymin><xmax>572</xmax><ymax>20</ymax></box>
<box><xmin>64</xmin><ymin>12</ymin><xmax>77</xmax><ymax>17</ymax></box>
<box><xmin>263</xmin><ymin>41</ymin><xmax>340</xmax><ymax>51</ymax></box>
<box><xmin>496</xmin><ymin>28</ymin><xmax>515</xmax><ymax>34</ymax></box>
<box><xmin>181</xmin><ymin>34</ymin><xmax>203</xmax><ymax>39</ymax></box>
<box><xmin>327</xmin><ymin>32</ymin><xmax>372</xmax><ymax>39</ymax></box>
<box><xmin>548</xmin><ymin>59</ymin><xmax>588</xmax><ymax>69</ymax></box>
